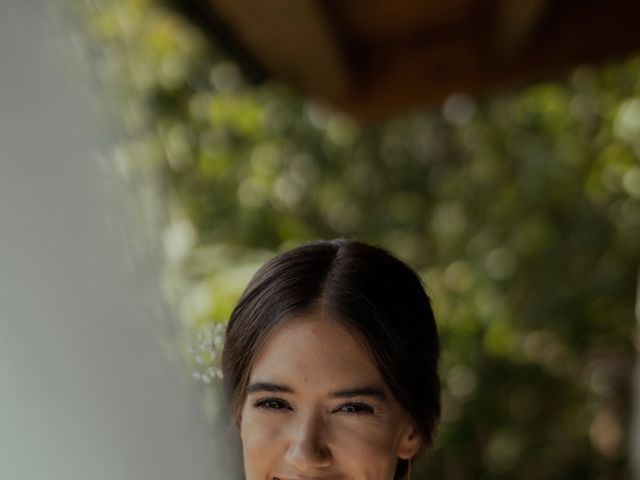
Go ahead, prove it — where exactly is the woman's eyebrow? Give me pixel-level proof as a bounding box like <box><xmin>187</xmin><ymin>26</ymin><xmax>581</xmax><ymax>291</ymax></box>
<box><xmin>245</xmin><ymin>383</ymin><xmax>387</xmax><ymax>400</ymax></box>
<box><xmin>246</xmin><ymin>382</ymin><xmax>292</xmax><ymax>394</ymax></box>
<box><xmin>329</xmin><ymin>387</ymin><xmax>387</xmax><ymax>400</ymax></box>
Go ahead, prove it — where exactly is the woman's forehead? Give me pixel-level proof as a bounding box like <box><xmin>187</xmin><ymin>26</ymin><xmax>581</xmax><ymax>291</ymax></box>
<box><xmin>248</xmin><ymin>316</ymin><xmax>385</xmax><ymax>390</ymax></box>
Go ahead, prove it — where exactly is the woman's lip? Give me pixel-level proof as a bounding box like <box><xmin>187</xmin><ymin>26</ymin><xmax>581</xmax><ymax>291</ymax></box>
<box><xmin>274</xmin><ymin>477</ymin><xmax>317</xmax><ymax>480</ymax></box>
<box><xmin>273</xmin><ymin>477</ymin><xmax>334</xmax><ymax>480</ymax></box>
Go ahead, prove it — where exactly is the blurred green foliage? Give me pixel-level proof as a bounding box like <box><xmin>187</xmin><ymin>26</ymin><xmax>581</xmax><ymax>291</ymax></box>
<box><xmin>86</xmin><ymin>0</ymin><xmax>640</xmax><ymax>478</ymax></box>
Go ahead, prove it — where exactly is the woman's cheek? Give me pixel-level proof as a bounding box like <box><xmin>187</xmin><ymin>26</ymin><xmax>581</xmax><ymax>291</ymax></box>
<box><xmin>241</xmin><ymin>412</ymin><xmax>287</xmax><ymax>477</ymax></box>
<box><xmin>333</xmin><ymin>421</ymin><xmax>400</xmax><ymax>474</ymax></box>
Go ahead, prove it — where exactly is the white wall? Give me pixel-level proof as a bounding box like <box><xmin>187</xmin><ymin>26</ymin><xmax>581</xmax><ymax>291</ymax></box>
<box><xmin>0</xmin><ymin>2</ymin><xmax>226</xmax><ymax>479</ymax></box>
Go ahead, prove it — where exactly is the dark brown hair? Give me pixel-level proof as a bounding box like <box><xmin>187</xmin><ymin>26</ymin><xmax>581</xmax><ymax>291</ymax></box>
<box><xmin>222</xmin><ymin>239</ymin><xmax>440</xmax><ymax>479</ymax></box>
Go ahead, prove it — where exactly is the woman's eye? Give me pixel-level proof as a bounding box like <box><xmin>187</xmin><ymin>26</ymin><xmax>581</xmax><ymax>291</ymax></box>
<box><xmin>254</xmin><ymin>398</ymin><xmax>291</xmax><ymax>412</ymax></box>
<box><xmin>336</xmin><ymin>402</ymin><xmax>374</xmax><ymax>415</ymax></box>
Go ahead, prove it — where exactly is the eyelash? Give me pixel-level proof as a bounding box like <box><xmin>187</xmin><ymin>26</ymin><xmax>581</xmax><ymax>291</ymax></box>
<box><xmin>254</xmin><ymin>398</ymin><xmax>292</xmax><ymax>412</ymax></box>
<box><xmin>254</xmin><ymin>398</ymin><xmax>374</xmax><ymax>416</ymax></box>
<box><xmin>336</xmin><ymin>402</ymin><xmax>374</xmax><ymax>415</ymax></box>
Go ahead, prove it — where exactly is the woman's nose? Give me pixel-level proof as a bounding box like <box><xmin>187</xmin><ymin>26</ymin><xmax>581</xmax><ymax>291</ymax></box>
<box><xmin>284</xmin><ymin>411</ymin><xmax>333</xmax><ymax>471</ymax></box>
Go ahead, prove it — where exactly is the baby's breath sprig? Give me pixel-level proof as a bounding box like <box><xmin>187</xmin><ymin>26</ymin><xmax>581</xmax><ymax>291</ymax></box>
<box><xmin>189</xmin><ymin>322</ymin><xmax>226</xmax><ymax>384</ymax></box>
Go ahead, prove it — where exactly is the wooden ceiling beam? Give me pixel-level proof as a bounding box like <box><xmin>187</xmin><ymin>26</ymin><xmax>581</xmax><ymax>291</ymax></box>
<box><xmin>205</xmin><ymin>0</ymin><xmax>351</xmax><ymax>100</ymax></box>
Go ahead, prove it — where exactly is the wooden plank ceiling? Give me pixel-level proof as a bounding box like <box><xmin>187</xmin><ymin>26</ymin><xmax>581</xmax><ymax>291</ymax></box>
<box><xmin>171</xmin><ymin>0</ymin><xmax>640</xmax><ymax>120</ymax></box>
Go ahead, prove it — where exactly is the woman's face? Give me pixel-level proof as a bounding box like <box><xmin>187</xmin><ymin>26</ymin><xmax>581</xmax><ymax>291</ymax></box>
<box><xmin>239</xmin><ymin>316</ymin><xmax>421</xmax><ymax>480</ymax></box>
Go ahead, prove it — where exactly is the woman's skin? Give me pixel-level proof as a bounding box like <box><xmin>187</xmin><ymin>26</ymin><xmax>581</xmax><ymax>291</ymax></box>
<box><xmin>240</xmin><ymin>316</ymin><xmax>421</xmax><ymax>480</ymax></box>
